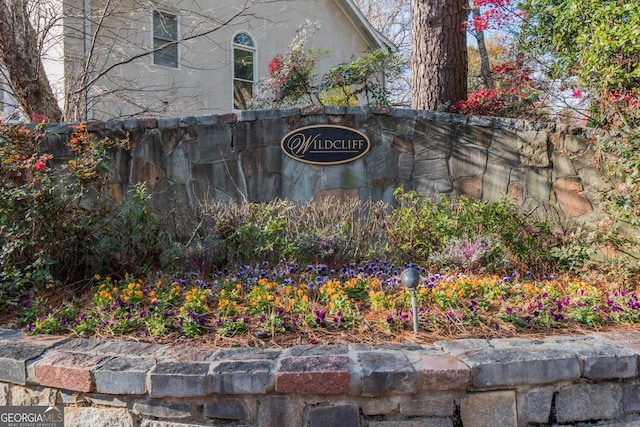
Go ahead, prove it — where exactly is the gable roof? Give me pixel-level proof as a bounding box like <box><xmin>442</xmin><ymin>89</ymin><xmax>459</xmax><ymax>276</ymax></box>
<box><xmin>334</xmin><ymin>0</ymin><xmax>398</xmax><ymax>52</ymax></box>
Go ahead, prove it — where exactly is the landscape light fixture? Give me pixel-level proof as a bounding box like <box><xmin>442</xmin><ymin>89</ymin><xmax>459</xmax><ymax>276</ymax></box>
<box><xmin>400</xmin><ymin>267</ymin><xmax>420</xmax><ymax>333</ymax></box>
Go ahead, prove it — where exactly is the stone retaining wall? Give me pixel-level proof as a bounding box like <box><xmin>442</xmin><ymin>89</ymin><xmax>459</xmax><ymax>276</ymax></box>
<box><xmin>42</xmin><ymin>106</ymin><xmax>607</xmax><ymax>223</ymax></box>
<box><xmin>2</xmin><ymin>327</ymin><xmax>640</xmax><ymax>426</ymax></box>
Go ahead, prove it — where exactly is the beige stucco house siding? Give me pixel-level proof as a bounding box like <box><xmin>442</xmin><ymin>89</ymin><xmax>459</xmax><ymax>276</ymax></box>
<box><xmin>53</xmin><ymin>0</ymin><xmax>388</xmax><ymax>120</ymax></box>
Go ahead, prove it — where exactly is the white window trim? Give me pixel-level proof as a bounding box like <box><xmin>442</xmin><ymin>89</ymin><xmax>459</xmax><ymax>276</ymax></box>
<box><xmin>232</xmin><ymin>31</ymin><xmax>257</xmax><ymax>111</ymax></box>
<box><xmin>152</xmin><ymin>10</ymin><xmax>180</xmax><ymax>69</ymax></box>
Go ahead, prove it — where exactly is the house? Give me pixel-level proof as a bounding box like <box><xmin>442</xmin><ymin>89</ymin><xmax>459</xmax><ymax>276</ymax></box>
<box><xmin>22</xmin><ymin>0</ymin><xmax>393</xmax><ymax>121</ymax></box>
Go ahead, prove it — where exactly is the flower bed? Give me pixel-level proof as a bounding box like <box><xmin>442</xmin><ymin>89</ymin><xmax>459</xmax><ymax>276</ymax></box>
<box><xmin>17</xmin><ymin>261</ymin><xmax>640</xmax><ymax>344</ymax></box>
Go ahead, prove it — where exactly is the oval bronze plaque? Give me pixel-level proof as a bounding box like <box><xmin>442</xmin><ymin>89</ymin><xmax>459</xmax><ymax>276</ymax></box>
<box><xmin>281</xmin><ymin>124</ymin><xmax>371</xmax><ymax>165</ymax></box>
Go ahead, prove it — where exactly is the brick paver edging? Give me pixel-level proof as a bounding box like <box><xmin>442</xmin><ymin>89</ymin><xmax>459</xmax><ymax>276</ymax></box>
<box><xmin>1</xmin><ymin>327</ymin><xmax>640</xmax><ymax>426</ymax></box>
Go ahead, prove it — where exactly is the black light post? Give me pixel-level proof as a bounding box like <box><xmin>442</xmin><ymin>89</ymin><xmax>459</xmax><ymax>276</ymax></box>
<box><xmin>400</xmin><ymin>267</ymin><xmax>420</xmax><ymax>333</ymax></box>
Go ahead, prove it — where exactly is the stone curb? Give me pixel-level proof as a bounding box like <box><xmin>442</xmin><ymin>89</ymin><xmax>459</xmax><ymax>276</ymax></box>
<box><xmin>0</xmin><ymin>328</ymin><xmax>638</xmax><ymax>397</ymax></box>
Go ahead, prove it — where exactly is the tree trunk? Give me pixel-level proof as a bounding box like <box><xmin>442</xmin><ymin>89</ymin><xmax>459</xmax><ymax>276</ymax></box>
<box><xmin>471</xmin><ymin>5</ymin><xmax>494</xmax><ymax>89</ymax></box>
<box><xmin>0</xmin><ymin>1</ymin><xmax>63</xmax><ymax>122</ymax></box>
<box><xmin>411</xmin><ymin>0</ymin><xmax>468</xmax><ymax>110</ymax></box>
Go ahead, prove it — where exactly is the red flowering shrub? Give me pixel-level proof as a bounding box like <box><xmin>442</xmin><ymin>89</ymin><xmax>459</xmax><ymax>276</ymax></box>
<box><xmin>268</xmin><ymin>54</ymin><xmax>283</xmax><ymax>76</ymax></box>
<box><xmin>470</xmin><ymin>9</ymin><xmax>501</xmax><ymax>32</ymax></box>
<box><xmin>0</xmin><ymin>123</ymin><xmax>128</xmax><ymax>307</ymax></box>
<box><xmin>467</xmin><ymin>0</ymin><xmax>523</xmax><ymax>32</ymax></box>
<box><xmin>33</xmin><ymin>160</ymin><xmax>46</xmax><ymax>171</ymax></box>
<box><xmin>589</xmin><ymin>89</ymin><xmax>640</xmax><ymax>130</ymax></box>
<box><xmin>30</xmin><ymin>114</ymin><xmax>50</xmax><ymax>124</ymax></box>
<box><xmin>451</xmin><ymin>60</ymin><xmax>546</xmax><ymax>119</ymax></box>
<box><xmin>256</xmin><ymin>22</ymin><xmax>325</xmax><ymax>107</ymax></box>
<box><xmin>609</xmin><ymin>91</ymin><xmax>640</xmax><ymax>110</ymax></box>
<box><xmin>475</xmin><ymin>0</ymin><xmax>511</xmax><ymax>6</ymax></box>
<box><xmin>254</xmin><ymin>21</ymin><xmax>403</xmax><ymax>109</ymax></box>
<box><xmin>451</xmin><ymin>88</ymin><xmax>505</xmax><ymax>116</ymax></box>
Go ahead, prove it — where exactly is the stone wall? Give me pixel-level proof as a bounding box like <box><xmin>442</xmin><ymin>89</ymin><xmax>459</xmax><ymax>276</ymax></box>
<box><xmin>2</xmin><ymin>327</ymin><xmax>640</xmax><ymax>426</ymax></box>
<box><xmin>43</xmin><ymin>106</ymin><xmax>606</xmax><ymax>222</ymax></box>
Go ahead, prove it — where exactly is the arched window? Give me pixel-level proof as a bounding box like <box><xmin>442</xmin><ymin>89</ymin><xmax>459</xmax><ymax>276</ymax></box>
<box><xmin>232</xmin><ymin>32</ymin><xmax>256</xmax><ymax>110</ymax></box>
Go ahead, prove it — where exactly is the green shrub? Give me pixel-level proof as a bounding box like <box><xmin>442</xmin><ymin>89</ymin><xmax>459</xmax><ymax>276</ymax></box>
<box><xmin>91</xmin><ymin>183</ymin><xmax>164</xmax><ymax>276</ymax></box>
<box><xmin>0</xmin><ymin>122</ymin><xmax>171</xmax><ymax>308</ymax></box>
<box><xmin>385</xmin><ymin>189</ymin><xmax>557</xmax><ymax>272</ymax></box>
<box><xmin>0</xmin><ymin>124</ymin><xmax>119</xmax><ymax>307</ymax></box>
<box><xmin>253</xmin><ymin>21</ymin><xmax>404</xmax><ymax>109</ymax></box>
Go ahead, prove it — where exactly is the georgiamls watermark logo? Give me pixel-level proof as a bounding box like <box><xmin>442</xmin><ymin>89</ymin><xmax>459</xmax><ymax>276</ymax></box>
<box><xmin>0</xmin><ymin>406</ymin><xmax>64</xmax><ymax>427</ymax></box>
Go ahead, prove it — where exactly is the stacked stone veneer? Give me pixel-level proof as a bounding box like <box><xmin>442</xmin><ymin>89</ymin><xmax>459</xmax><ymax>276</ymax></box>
<box><xmin>43</xmin><ymin>106</ymin><xmax>605</xmax><ymax>221</ymax></box>
<box><xmin>2</xmin><ymin>328</ymin><xmax>640</xmax><ymax>427</ymax></box>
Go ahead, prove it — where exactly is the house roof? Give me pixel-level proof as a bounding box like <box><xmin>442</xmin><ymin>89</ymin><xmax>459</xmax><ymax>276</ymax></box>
<box><xmin>334</xmin><ymin>0</ymin><xmax>398</xmax><ymax>52</ymax></box>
